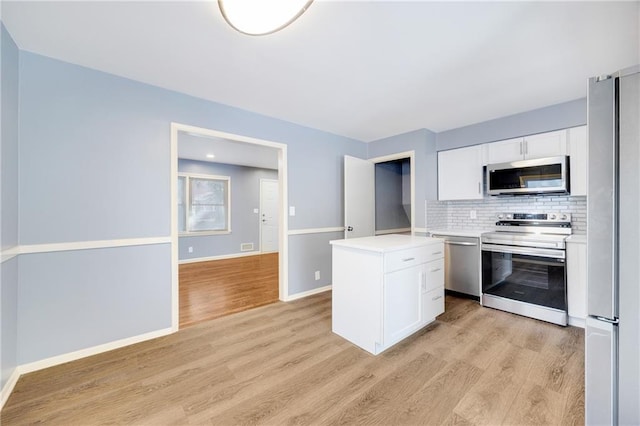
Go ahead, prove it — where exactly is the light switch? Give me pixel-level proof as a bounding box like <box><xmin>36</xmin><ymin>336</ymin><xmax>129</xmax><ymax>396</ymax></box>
<box><xmin>289</xmin><ymin>206</ymin><xmax>296</xmax><ymax>216</ymax></box>
<box><xmin>253</xmin><ymin>208</ymin><xmax>259</xmax><ymax>214</ymax></box>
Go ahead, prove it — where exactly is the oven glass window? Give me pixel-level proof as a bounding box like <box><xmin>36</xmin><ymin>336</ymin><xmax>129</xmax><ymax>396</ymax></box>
<box><xmin>482</xmin><ymin>251</ymin><xmax>566</xmax><ymax>310</ymax></box>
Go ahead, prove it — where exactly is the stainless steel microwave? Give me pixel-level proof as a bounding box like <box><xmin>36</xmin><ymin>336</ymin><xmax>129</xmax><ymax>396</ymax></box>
<box><xmin>486</xmin><ymin>156</ymin><xmax>570</xmax><ymax>196</ymax></box>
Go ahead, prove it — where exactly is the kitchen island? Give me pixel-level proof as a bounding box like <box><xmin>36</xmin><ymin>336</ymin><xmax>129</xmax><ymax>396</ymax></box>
<box><xmin>330</xmin><ymin>234</ymin><xmax>445</xmax><ymax>355</ymax></box>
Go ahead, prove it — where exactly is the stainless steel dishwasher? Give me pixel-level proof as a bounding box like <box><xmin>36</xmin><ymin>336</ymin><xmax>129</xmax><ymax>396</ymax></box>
<box><xmin>430</xmin><ymin>235</ymin><xmax>480</xmax><ymax>298</ymax></box>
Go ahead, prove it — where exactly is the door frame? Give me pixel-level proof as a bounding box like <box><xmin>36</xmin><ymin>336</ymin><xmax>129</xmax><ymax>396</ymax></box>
<box><xmin>259</xmin><ymin>178</ymin><xmax>279</xmax><ymax>253</ymax></box>
<box><xmin>170</xmin><ymin>123</ymin><xmax>289</xmax><ymax>331</ymax></box>
<box><xmin>369</xmin><ymin>150</ymin><xmax>415</xmax><ymax>235</ymax></box>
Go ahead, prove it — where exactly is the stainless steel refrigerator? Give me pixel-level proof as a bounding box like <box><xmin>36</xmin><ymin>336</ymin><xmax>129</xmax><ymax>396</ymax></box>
<box><xmin>586</xmin><ymin>65</ymin><xmax>639</xmax><ymax>425</ymax></box>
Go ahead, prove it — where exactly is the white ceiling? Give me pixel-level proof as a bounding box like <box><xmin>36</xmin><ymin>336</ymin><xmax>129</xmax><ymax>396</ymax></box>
<box><xmin>2</xmin><ymin>1</ymin><xmax>639</xmax><ymax>143</ymax></box>
<box><xmin>178</xmin><ymin>132</ymin><xmax>279</xmax><ymax>169</ymax></box>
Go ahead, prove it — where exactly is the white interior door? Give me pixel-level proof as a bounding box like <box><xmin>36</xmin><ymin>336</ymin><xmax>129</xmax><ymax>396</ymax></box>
<box><xmin>260</xmin><ymin>179</ymin><xmax>279</xmax><ymax>252</ymax></box>
<box><xmin>344</xmin><ymin>155</ymin><xmax>374</xmax><ymax>239</ymax></box>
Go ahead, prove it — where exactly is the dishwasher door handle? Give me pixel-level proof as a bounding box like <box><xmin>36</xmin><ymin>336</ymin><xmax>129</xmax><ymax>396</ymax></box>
<box><xmin>444</xmin><ymin>241</ymin><xmax>477</xmax><ymax>247</ymax></box>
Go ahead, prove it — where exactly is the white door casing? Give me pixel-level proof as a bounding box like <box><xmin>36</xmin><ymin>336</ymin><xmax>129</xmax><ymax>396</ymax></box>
<box><xmin>260</xmin><ymin>179</ymin><xmax>279</xmax><ymax>253</ymax></box>
<box><xmin>171</xmin><ymin>123</ymin><xmax>289</xmax><ymax>331</ymax></box>
<box><xmin>344</xmin><ymin>155</ymin><xmax>375</xmax><ymax>239</ymax></box>
<box><xmin>369</xmin><ymin>151</ymin><xmax>415</xmax><ymax>234</ymax></box>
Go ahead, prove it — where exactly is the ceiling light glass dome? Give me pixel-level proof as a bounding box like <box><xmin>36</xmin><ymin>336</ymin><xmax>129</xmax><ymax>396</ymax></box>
<box><xmin>219</xmin><ymin>0</ymin><xmax>314</xmax><ymax>36</ymax></box>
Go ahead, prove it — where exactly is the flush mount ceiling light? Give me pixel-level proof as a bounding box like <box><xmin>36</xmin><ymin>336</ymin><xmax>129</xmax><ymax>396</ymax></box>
<box><xmin>219</xmin><ymin>0</ymin><xmax>314</xmax><ymax>36</ymax></box>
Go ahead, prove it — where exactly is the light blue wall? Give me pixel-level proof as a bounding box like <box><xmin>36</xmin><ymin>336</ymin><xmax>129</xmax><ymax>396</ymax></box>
<box><xmin>1</xmin><ymin>258</ymin><xmax>18</xmax><ymax>388</ymax></box>
<box><xmin>288</xmin><ymin>136</ymin><xmax>364</xmax><ymax>229</ymax></box>
<box><xmin>368</xmin><ymin>128</ymin><xmax>439</xmax><ymax>228</ymax></box>
<box><xmin>1</xmin><ymin>23</ymin><xmax>20</xmax><ymax>390</ymax></box>
<box><xmin>17</xmin><ymin>245</ymin><xmax>171</xmax><ymax>364</ymax></box>
<box><xmin>288</xmin><ymin>231</ymin><xmax>342</xmax><ymax>295</ymax></box>
<box><xmin>375</xmin><ymin>160</ymin><xmax>410</xmax><ymax>231</ymax></box>
<box><xmin>177</xmin><ymin>159</ymin><xmax>278</xmax><ymax>260</ymax></box>
<box><xmin>436</xmin><ymin>98</ymin><xmax>587</xmax><ymax>151</ymax></box>
<box><xmin>18</xmin><ymin>53</ymin><xmax>366</xmax><ymax>245</ymax></box>
<box><xmin>16</xmin><ymin>51</ymin><xmax>366</xmax><ymax>365</ymax></box>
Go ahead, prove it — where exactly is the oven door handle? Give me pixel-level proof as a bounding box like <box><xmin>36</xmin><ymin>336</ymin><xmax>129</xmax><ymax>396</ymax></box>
<box><xmin>481</xmin><ymin>243</ymin><xmax>566</xmax><ymax>260</ymax></box>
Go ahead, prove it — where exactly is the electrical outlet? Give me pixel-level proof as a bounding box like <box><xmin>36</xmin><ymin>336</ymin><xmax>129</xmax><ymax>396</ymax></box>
<box><xmin>188</xmin><ymin>246</ymin><xmax>193</xmax><ymax>253</ymax></box>
<box><xmin>470</xmin><ymin>210</ymin><xmax>477</xmax><ymax>219</ymax></box>
<box><xmin>315</xmin><ymin>271</ymin><xmax>320</xmax><ymax>280</ymax></box>
<box><xmin>289</xmin><ymin>206</ymin><xmax>296</xmax><ymax>216</ymax></box>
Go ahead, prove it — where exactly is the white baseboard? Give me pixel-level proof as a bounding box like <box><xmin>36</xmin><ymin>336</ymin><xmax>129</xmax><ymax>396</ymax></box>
<box><xmin>19</xmin><ymin>327</ymin><xmax>175</xmax><ymax>375</ymax></box>
<box><xmin>0</xmin><ymin>283</ymin><xmax>333</xmax><ymax>409</ymax></box>
<box><xmin>1</xmin><ymin>326</ymin><xmax>175</xmax><ymax>411</ymax></box>
<box><xmin>179</xmin><ymin>251</ymin><xmax>261</xmax><ymax>264</ymax></box>
<box><xmin>1</xmin><ymin>368</ymin><xmax>21</xmax><ymax>410</ymax></box>
<box><xmin>284</xmin><ymin>284</ymin><xmax>332</xmax><ymax>301</ymax></box>
<box><xmin>568</xmin><ymin>316</ymin><xmax>586</xmax><ymax>328</ymax></box>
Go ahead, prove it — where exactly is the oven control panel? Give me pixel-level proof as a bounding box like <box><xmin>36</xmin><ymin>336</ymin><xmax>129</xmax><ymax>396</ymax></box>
<box><xmin>496</xmin><ymin>212</ymin><xmax>571</xmax><ymax>222</ymax></box>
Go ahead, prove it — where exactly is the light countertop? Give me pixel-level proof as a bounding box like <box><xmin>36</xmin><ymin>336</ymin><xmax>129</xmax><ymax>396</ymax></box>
<box><xmin>427</xmin><ymin>229</ymin><xmax>490</xmax><ymax>238</ymax></box>
<box><xmin>330</xmin><ymin>234</ymin><xmax>442</xmax><ymax>253</ymax></box>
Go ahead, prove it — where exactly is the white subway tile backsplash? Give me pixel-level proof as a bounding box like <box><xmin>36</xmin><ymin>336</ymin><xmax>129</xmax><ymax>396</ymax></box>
<box><xmin>426</xmin><ymin>195</ymin><xmax>587</xmax><ymax>234</ymax></box>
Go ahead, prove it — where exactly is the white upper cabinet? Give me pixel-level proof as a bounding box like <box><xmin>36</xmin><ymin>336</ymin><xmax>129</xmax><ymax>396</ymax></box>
<box><xmin>524</xmin><ymin>129</ymin><xmax>568</xmax><ymax>159</ymax></box>
<box><xmin>438</xmin><ymin>145</ymin><xmax>484</xmax><ymax>201</ymax></box>
<box><xmin>485</xmin><ymin>129</ymin><xmax>568</xmax><ymax>164</ymax></box>
<box><xmin>568</xmin><ymin>125</ymin><xmax>587</xmax><ymax>196</ymax></box>
<box><xmin>437</xmin><ymin>127</ymin><xmax>586</xmax><ymax>200</ymax></box>
<box><xmin>484</xmin><ymin>137</ymin><xmax>524</xmax><ymax>164</ymax></box>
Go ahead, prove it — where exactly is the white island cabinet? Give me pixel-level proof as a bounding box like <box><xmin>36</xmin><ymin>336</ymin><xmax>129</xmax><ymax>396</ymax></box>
<box><xmin>330</xmin><ymin>234</ymin><xmax>445</xmax><ymax>355</ymax></box>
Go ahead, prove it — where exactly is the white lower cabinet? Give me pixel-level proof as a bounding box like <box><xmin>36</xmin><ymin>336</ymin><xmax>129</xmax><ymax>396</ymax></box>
<box><xmin>331</xmin><ymin>235</ymin><xmax>445</xmax><ymax>355</ymax></box>
<box><xmin>383</xmin><ymin>265</ymin><xmax>423</xmax><ymax>345</ymax></box>
<box><xmin>422</xmin><ymin>286</ymin><xmax>445</xmax><ymax>323</ymax></box>
<box><xmin>567</xmin><ymin>237</ymin><xmax>587</xmax><ymax>326</ymax></box>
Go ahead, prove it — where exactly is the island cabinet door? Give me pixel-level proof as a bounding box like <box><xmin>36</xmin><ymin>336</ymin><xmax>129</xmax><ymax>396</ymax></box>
<box><xmin>382</xmin><ymin>265</ymin><xmax>422</xmax><ymax>347</ymax></box>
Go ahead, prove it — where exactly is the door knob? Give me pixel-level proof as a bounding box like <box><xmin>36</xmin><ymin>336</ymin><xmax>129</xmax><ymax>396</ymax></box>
<box><xmin>347</xmin><ymin>226</ymin><xmax>354</xmax><ymax>232</ymax></box>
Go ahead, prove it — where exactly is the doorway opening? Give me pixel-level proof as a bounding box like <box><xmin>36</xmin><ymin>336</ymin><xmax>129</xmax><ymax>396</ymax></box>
<box><xmin>170</xmin><ymin>123</ymin><xmax>288</xmax><ymax>330</ymax></box>
<box><xmin>344</xmin><ymin>151</ymin><xmax>415</xmax><ymax>239</ymax></box>
<box><xmin>371</xmin><ymin>151</ymin><xmax>414</xmax><ymax>236</ymax></box>
<box><xmin>374</xmin><ymin>157</ymin><xmax>412</xmax><ymax>235</ymax></box>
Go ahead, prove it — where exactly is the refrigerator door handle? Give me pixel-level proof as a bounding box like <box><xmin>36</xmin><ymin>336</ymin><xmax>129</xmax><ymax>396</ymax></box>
<box><xmin>587</xmin><ymin>75</ymin><xmax>619</xmax><ymax>320</ymax></box>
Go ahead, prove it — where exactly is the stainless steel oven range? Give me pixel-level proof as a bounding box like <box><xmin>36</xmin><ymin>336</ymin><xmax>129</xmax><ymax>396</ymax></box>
<box><xmin>481</xmin><ymin>212</ymin><xmax>571</xmax><ymax>326</ymax></box>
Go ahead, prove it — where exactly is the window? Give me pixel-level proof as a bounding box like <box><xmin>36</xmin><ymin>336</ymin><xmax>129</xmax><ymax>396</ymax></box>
<box><xmin>178</xmin><ymin>174</ymin><xmax>230</xmax><ymax>234</ymax></box>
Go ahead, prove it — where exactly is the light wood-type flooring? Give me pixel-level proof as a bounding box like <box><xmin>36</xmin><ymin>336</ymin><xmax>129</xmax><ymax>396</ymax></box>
<box><xmin>2</xmin><ymin>293</ymin><xmax>585</xmax><ymax>425</ymax></box>
<box><xmin>179</xmin><ymin>253</ymin><xmax>279</xmax><ymax>328</ymax></box>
